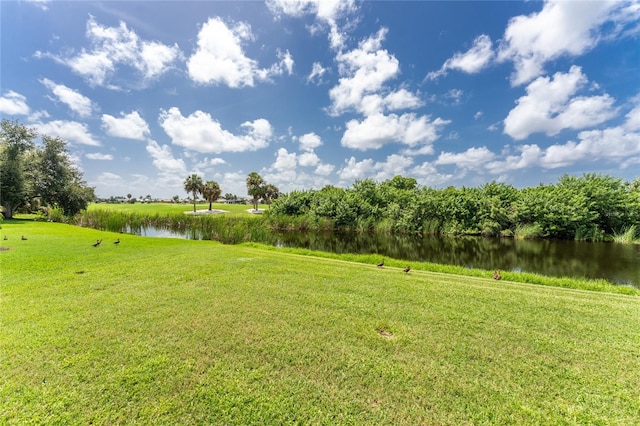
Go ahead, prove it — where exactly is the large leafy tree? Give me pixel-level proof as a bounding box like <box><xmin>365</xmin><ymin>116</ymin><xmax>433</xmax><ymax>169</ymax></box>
<box><xmin>202</xmin><ymin>180</ymin><xmax>222</xmax><ymax>211</ymax></box>
<box><xmin>1</xmin><ymin>120</ymin><xmax>94</xmax><ymax>218</ymax></box>
<box><xmin>0</xmin><ymin>120</ymin><xmax>36</xmax><ymax>218</ymax></box>
<box><xmin>184</xmin><ymin>174</ymin><xmax>204</xmax><ymax>212</ymax></box>
<box><xmin>246</xmin><ymin>172</ymin><xmax>265</xmax><ymax>211</ymax></box>
<box><xmin>33</xmin><ymin>136</ymin><xmax>95</xmax><ymax>216</ymax></box>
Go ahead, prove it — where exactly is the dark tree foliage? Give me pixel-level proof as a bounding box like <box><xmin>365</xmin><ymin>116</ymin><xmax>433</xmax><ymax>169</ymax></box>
<box><xmin>1</xmin><ymin>120</ymin><xmax>95</xmax><ymax>218</ymax></box>
<box><xmin>0</xmin><ymin>120</ymin><xmax>36</xmax><ymax>218</ymax></box>
<box><xmin>268</xmin><ymin>174</ymin><xmax>640</xmax><ymax>240</ymax></box>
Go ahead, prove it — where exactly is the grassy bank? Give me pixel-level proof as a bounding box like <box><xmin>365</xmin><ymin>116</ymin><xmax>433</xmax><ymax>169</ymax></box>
<box><xmin>2</xmin><ymin>221</ymin><xmax>639</xmax><ymax>425</ymax></box>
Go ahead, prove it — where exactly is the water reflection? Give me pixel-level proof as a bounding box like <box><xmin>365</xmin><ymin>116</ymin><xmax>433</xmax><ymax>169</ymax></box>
<box><xmin>134</xmin><ymin>226</ymin><xmax>640</xmax><ymax>287</ymax></box>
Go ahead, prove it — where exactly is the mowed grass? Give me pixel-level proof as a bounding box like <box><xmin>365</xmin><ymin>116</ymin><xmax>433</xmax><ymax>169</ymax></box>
<box><xmin>1</xmin><ymin>221</ymin><xmax>639</xmax><ymax>425</ymax></box>
<box><xmin>88</xmin><ymin>202</ymin><xmax>267</xmax><ymax>216</ymax></box>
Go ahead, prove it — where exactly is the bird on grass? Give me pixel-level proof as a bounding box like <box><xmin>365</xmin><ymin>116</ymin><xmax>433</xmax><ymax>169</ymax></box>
<box><xmin>493</xmin><ymin>269</ymin><xmax>502</xmax><ymax>280</ymax></box>
<box><xmin>377</xmin><ymin>259</ymin><xmax>384</xmax><ymax>268</ymax></box>
<box><xmin>21</xmin><ymin>235</ymin><xmax>27</xmax><ymax>240</ymax></box>
<box><xmin>92</xmin><ymin>239</ymin><xmax>102</xmax><ymax>247</ymax></box>
<box><xmin>3</xmin><ymin>235</ymin><xmax>7</xmax><ymax>240</ymax></box>
<box><xmin>403</xmin><ymin>266</ymin><xmax>411</xmax><ymax>274</ymax></box>
<box><xmin>113</xmin><ymin>238</ymin><xmax>120</xmax><ymax>245</ymax></box>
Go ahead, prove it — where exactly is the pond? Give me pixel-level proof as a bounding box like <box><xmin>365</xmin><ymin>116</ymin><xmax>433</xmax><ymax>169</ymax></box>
<box><xmin>133</xmin><ymin>226</ymin><xmax>640</xmax><ymax>288</ymax></box>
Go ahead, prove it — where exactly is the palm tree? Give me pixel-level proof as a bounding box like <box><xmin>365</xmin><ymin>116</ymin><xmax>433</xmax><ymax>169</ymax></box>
<box><xmin>246</xmin><ymin>172</ymin><xmax>265</xmax><ymax>211</ymax></box>
<box><xmin>183</xmin><ymin>174</ymin><xmax>204</xmax><ymax>212</ymax></box>
<box><xmin>202</xmin><ymin>180</ymin><xmax>222</xmax><ymax>211</ymax></box>
<box><xmin>263</xmin><ymin>183</ymin><xmax>280</xmax><ymax>208</ymax></box>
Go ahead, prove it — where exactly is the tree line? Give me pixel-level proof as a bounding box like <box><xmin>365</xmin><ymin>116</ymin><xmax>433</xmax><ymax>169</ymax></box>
<box><xmin>0</xmin><ymin>120</ymin><xmax>95</xmax><ymax>219</ymax></box>
<box><xmin>183</xmin><ymin>171</ymin><xmax>279</xmax><ymax>212</ymax></box>
<box><xmin>267</xmin><ymin>174</ymin><xmax>640</xmax><ymax>241</ymax></box>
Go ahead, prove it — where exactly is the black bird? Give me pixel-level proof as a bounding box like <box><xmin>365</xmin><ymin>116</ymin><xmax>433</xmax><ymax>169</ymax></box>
<box><xmin>403</xmin><ymin>266</ymin><xmax>411</xmax><ymax>274</ymax></box>
<box><xmin>3</xmin><ymin>235</ymin><xmax>7</xmax><ymax>240</ymax></box>
<box><xmin>113</xmin><ymin>238</ymin><xmax>120</xmax><ymax>245</ymax></box>
<box><xmin>377</xmin><ymin>259</ymin><xmax>384</xmax><ymax>268</ymax></box>
<box><xmin>92</xmin><ymin>239</ymin><xmax>102</xmax><ymax>247</ymax></box>
<box><xmin>21</xmin><ymin>235</ymin><xmax>27</xmax><ymax>240</ymax></box>
<box><xmin>493</xmin><ymin>269</ymin><xmax>502</xmax><ymax>280</ymax></box>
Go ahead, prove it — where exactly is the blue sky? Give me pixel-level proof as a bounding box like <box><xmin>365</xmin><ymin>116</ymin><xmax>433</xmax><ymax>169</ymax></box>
<box><xmin>1</xmin><ymin>0</ymin><xmax>639</xmax><ymax>199</ymax></box>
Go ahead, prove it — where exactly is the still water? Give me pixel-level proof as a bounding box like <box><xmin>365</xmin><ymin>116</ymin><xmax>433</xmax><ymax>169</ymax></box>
<box><xmin>136</xmin><ymin>227</ymin><xmax>640</xmax><ymax>288</ymax></box>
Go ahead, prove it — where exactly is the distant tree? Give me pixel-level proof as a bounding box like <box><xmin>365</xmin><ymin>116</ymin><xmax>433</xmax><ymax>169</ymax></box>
<box><xmin>246</xmin><ymin>172</ymin><xmax>265</xmax><ymax>211</ymax></box>
<box><xmin>184</xmin><ymin>174</ymin><xmax>204</xmax><ymax>212</ymax></box>
<box><xmin>172</xmin><ymin>195</ymin><xmax>180</xmax><ymax>203</ymax></box>
<box><xmin>263</xmin><ymin>183</ymin><xmax>280</xmax><ymax>207</ymax></box>
<box><xmin>127</xmin><ymin>193</ymin><xmax>132</xmax><ymax>201</ymax></box>
<box><xmin>224</xmin><ymin>193</ymin><xmax>238</xmax><ymax>201</ymax></box>
<box><xmin>0</xmin><ymin>120</ymin><xmax>37</xmax><ymax>218</ymax></box>
<box><xmin>202</xmin><ymin>180</ymin><xmax>222</xmax><ymax>211</ymax></box>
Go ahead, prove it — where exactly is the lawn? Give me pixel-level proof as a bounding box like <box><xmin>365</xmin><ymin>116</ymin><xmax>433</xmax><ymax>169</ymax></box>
<box><xmin>88</xmin><ymin>201</ymin><xmax>268</xmax><ymax>216</ymax></box>
<box><xmin>2</xmin><ymin>220</ymin><xmax>639</xmax><ymax>425</ymax></box>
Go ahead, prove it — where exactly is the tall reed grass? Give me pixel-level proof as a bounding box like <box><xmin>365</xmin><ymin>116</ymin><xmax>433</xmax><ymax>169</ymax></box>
<box><xmin>514</xmin><ymin>223</ymin><xmax>543</xmax><ymax>239</ymax></box>
<box><xmin>76</xmin><ymin>210</ymin><xmax>276</xmax><ymax>244</ymax></box>
<box><xmin>612</xmin><ymin>225</ymin><xmax>638</xmax><ymax>243</ymax></box>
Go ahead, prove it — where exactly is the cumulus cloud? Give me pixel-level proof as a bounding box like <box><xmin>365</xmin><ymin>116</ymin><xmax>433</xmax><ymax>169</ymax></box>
<box><xmin>328</xmin><ymin>28</ymin><xmax>400</xmax><ymax>116</ymax></box>
<box><xmin>40</xmin><ymin>78</ymin><xmax>94</xmax><ymax>118</ymax></box>
<box><xmin>298</xmin><ymin>132</ymin><xmax>323</xmax><ymax>151</ymax></box>
<box><xmin>0</xmin><ymin>91</ymin><xmax>30</xmax><ymax>115</ymax></box>
<box><xmin>427</xmin><ymin>34</ymin><xmax>494</xmax><ymax>80</ymax></box>
<box><xmin>159</xmin><ymin>107</ymin><xmax>272</xmax><ymax>153</ymax></box>
<box><xmin>35</xmin><ymin>16</ymin><xmax>181</xmax><ymax>89</ymax></box>
<box><xmin>498</xmin><ymin>0</ymin><xmax>640</xmax><ymax>86</ymax></box>
<box><xmin>187</xmin><ymin>17</ymin><xmax>292</xmax><ymax>88</ymax></box>
<box><xmin>86</xmin><ymin>152</ymin><xmax>113</xmax><ymax>160</ymax></box>
<box><xmin>435</xmin><ymin>146</ymin><xmax>496</xmax><ymax>170</ymax></box>
<box><xmin>337</xmin><ymin>154</ymin><xmax>413</xmax><ymax>183</ymax></box>
<box><xmin>503</xmin><ymin>66</ymin><xmax>617</xmax><ymax>140</ymax></box>
<box><xmin>341</xmin><ymin>113</ymin><xmax>450</xmax><ymax>151</ymax></box>
<box><xmin>266</xmin><ymin>0</ymin><xmax>357</xmax><ymax>50</ymax></box>
<box><xmin>539</xmin><ymin>126</ymin><xmax>640</xmax><ymax>168</ymax></box>
<box><xmin>145</xmin><ymin>140</ymin><xmax>187</xmax><ymax>173</ymax></box>
<box><xmin>101</xmin><ymin>110</ymin><xmax>150</xmax><ymax>141</ymax></box>
<box><xmin>34</xmin><ymin>120</ymin><xmax>100</xmax><ymax>146</ymax></box>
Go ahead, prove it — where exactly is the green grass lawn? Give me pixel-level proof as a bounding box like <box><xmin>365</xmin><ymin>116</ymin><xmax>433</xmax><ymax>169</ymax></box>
<box><xmin>2</xmin><ymin>220</ymin><xmax>639</xmax><ymax>425</ymax></box>
<box><xmin>88</xmin><ymin>201</ymin><xmax>267</xmax><ymax>216</ymax></box>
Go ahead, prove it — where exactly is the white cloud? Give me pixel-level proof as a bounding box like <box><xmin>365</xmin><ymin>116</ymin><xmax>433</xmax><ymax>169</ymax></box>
<box><xmin>314</xmin><ymin>163</ymin><xmax>335</xmax><ymax>176</ymax></box>
<box><xmin>341</xmin><ymin>113</ymin><xmax>449</xmax><ymax>151</ymax></box>
<box><xmin>328</xmin><ymin>28</ymin><xmax>400</xmax><ymax>116</ymax></box>
<box><xmin>145</xmin><ymin>140</ymin><xmax>186</xmax><ymax>173</ymax></box>
<box><xmin>40</xmin><ymin>78</ymin><xmax>94</xmax><ymax>118</ymax></box>
<box><xmin>539</xmin><ymin>126</ymin><xmax>640</xmax><ymax>168</ymax></box>
<box><xmin>273</xmin><ymin>147</ymin><xmax>298</xmax><ymax>171</ymax></box>
<box><xmin>298</xmin><ymin>151</ymin><xmax>320</xmax><ymax>167</ymax></box>
<box><xmin>497</xmin><ymin>0</ymin><xmax>639</xmax><ymax>86</ymax></box>
<box><xmin>86</xmin><ymin>152</ymin><xmax>113</xmax><ymax>160</ymax></box>
<box><xmin>101</xmin><ymin>110</ymin><xmax>150</xmax><ymax>141</ymax></box>
<box><xmin>266</xmin><ymin>0</ymin><xmax>357</xmax><ymax>50</ymax></box>
<box><xmin>159</xmin><ymin>107</ymin><xmax>271</xmax><ymax>153</ymax></box>
<box><xmin>624</xmin><ymin>104</ymin><xmax>640</xmax><ymax>131</ymax></box>
<box><xmin>307</xmin><ymin>62</ymin><xmax>328</xmax><ymax>84</ymax></box>
<box><xmin>503</xmin><ymin>66</ymin><xmax>617</xmax><ymax>140</ymax></box>
<box><xmin>34</xmin><ymin>120</ymin><xmax>100</xmax><ymax>146</ymax></box>
<box><xmin>298</xmin><ymin>132</ymin><xmax>323</xmax><ymax>151</ymax></box>
<box><xmin>36</xmin><ymin>16</ymin><xmax>181</xmax><ymax>88</ymax></box>
<box><xmin>435</xmin><ymin>146</ymin><xmax>496</xmax><ymax>171</ymax></box>
<box><xmin>26</xmin><ymin>0</ymin><xmax>50</xmax><ymax>11</ymax></box>
<box><xmin>427</xmin><ymin>34</ymin><xmax>494</xmax><ymax>80</ymax></box>
<box><xmin>0</xmin><ymin>91</ymin><xmax>30</xmax><ymax>115</ymax></box>
<box><xmin>337</xmin><ymin>154</ymin><xmax>412</xmax><ymax>183</ymax></box>
<box><xmin>187</xmin><ymin>17</ymin><xmax>290</xmax><ymax>88</ymax></box>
